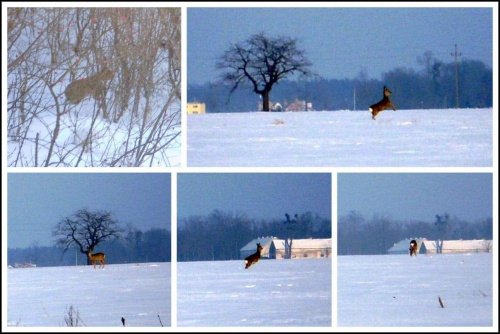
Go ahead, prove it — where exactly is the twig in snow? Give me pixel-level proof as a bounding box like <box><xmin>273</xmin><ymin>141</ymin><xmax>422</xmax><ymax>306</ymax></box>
<box><xmin>438</xmin><ymin>296</ymin><xmax>445</xmax><ymax>308</ymax></box>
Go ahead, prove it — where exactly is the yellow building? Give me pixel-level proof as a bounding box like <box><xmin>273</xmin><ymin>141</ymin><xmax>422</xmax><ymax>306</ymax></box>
<box><xmin>187</xmin><ymin>102</ymin><xmax>206</xmax><ymax>114</ymax></box>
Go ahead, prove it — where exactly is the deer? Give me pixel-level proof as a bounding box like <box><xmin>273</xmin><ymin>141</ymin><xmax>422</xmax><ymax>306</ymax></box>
<box><xmin>64</xmin><ymin>67</ymin><xmax>115</xmax><ymax>105</ymax></box>
<box><xmin>244</xmin><ymin>243</ymin><xmax>263</xmax><ymax>269</ymax></box>
<box><xmin>409</xmin><ymin>239</ymin><xmax>418</xmax><ymax>256</ymax></box>
<box><xmin>87</xmin><ymin>249</ymin><xmax>106</xmax><ymax>269</ymax></box>
<box><xmin>369</xmin><ymin>86</ymin><xmax>397</xmax><ymax>120</ymax></box>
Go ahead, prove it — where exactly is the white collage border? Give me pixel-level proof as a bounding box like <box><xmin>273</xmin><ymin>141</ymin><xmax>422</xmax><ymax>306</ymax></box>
<box><xmin>2</xmin><ymin>2</ymin><xmax>498</xmax><ymax>333</ymax></box>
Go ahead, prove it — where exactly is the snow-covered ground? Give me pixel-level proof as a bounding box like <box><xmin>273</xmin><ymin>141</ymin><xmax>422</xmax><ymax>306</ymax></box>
<box><xmin>187</xmin><ymin>109</ymin><xmax>493</xmax><ymax>167</ymax></box>
<box><xmin>338</xmin><ymin>253</ymin><xmax>493</xmax><ymax>327</ymax></box>
<box><xmin>6</xmin><ymin>262</ymin><xmax>171</xmax><ymax>327</ymax></box>
<box><xmin>177</xmin><ymin>258</ymin><xmax>332</xmax><ymax>327</ymax></box>
<box><xmin>7</xmin><ymin>109</ymin><xmax>181</xmax><ymax>167</ymax></box>
<box><xmin>5</xmin><ymin>254</ymin><xmax>496</xmax><ymax>330</ymax></box>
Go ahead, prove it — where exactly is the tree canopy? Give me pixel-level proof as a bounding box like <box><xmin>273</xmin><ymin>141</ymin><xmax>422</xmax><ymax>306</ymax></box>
<box><xmin>217</xmin><ymin>32</ymin><xmax>312</xmax><ymax>111</ymax></box>
<box><xmin>52</xmin><ymin>208</ymin><xmax>124</xmax><ymax>262</ymax></box>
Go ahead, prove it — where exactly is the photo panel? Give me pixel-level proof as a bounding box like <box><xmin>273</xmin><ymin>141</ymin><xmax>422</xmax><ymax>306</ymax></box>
<box><xmin>6</xmin><ymin>173</ymin><xmax>172</xmax><ymax>327</ymax></box>
<box><xmin>176</xmin><ymin>172</ymin><xmax>333</xmax><ymax>327</ymax></box>
<box><xmin>186</xmin><ymin>7</ymin><xmax>493</xmax><ymax>168</ymax></box>
<box><xmin>6</xmin><ymin>7</ymin><xmax>181</xmax><ymax>167</ymax></box>
<box><xmin>337</xmin><ymin>172</ymin><xmax>493</xmax><ymax>327</ymax></box>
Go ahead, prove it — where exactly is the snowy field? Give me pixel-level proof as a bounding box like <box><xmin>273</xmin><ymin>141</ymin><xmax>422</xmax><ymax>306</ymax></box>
<box><xmin>6</xmin><ymin>262</ymin><xmax>171</xmax><ymax>328</ymax></box>
<box><xmin>177</xmin><ymin>258</ymin><xmax>332</xmax><ymax>327</ymax></box>
<box><xmin>5</xmin><ymin>254</ymin><xmax>496</xmax><ymax>330</ymax></box>
<box><xmin>338</xmin><ymin>253</ymin><xmax>494</xmax><ymax>327</ymax></box>
<box><xmin>187</xmin><ymin>108</ymin><xmax>493</xmax><ymax>167</ymax></box>
<box><xmin>7</xmin><ymin>109</ymin><xmax>181</xmax><ymax>167</ymax></box>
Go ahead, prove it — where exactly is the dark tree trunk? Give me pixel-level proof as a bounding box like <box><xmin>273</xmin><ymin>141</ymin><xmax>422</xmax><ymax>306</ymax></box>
<box><xmin>285</xmin><ymin>238</ymin><xmax>293</xmax><ymax>259</ymax></box>
<box><xmin>261</xmin><ymin>90</ymin><xmax>270</xmax><ymax>112</ymax></box>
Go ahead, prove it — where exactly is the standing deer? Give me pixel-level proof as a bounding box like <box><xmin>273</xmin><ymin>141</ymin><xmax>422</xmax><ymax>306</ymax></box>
<box><xmin>409</xmin><ymin>239</ymin><xmax>418</xmax><ymax>256</ymax></box>
<box><xmin>244</xmin><ymin>243</ymin><xmax>263</xmax><ymax>269</ymax></box>
<box><xmin>369</xmin><ymin>86</ymin><xmax>397</xmax><ymax>120</ymax></box>
<box><xmin>87</xmin><ymin>249</ymin><xmax>106</xmax><ymax>269</ymax></box>
<box><xmin>64</xmin><ymin>67</ymin><xmax>115</xmax><ymax>104</ymax></box>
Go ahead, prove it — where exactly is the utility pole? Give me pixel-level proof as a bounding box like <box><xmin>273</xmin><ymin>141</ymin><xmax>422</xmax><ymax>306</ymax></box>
<box><xmin>451</xmin><ymin>44</ymin><xmax>461</xmax><ymax>108</ymax></box>
<box><xmin>353</xmin><ymin>86</ymin><xmax>356</xmax><ymax>111</ymax></box>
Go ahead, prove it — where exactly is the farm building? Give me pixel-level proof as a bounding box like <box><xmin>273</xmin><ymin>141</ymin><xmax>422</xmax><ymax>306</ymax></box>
<box><xmin>270</xmin><ymin>238</ymin><xmax>331</xmax><ymax>259</ymax></box>
<box><xmin>421</xmin><ymin>239</ymin><xmax>492</xmax><ymax>254</ymax></box>
<box><xmin>240</xmin><ymin>237</ymin><xmax>332</xmax><ymax>260</ymax></box>
<box><xmin>187</xmin><ymin>102</ymin><xmax>206</xmax><ymax>114</ymax></box>
<box><xmin>388</xmin><ymin>238</ymin><xmax>426</xmax><ymax>255</ymax></box>
<box><xmin>284</xmin><ymin>99</ymin><xmax>313</xmax><ymax>112</ymax></box>
<box><xmin>257</xmin><ymin>101</ymin><xmax>283</xmax><ymax>112</ymax></box>
<box><xmin>239</xmin><ymin>236</ymin><xmax>278</xmax><ymax>259</ymax></box>
<box><xmin>388</xmin><ymin>238</ymin><xmax>492</xmax><ymax>255</ymax></box>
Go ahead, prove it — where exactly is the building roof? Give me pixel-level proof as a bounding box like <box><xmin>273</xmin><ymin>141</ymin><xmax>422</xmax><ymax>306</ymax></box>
<box><xmin>388</xmin><ymin>238</ymin><xmax>426</xmax><ymax>253</ymax></box>
<box><xmin>240</xmin><ymin>236</ymin><xmax>278</xmax><ymax>251</ymax></box>
<box><xmin>271</xmin><ymin>238</ymin><xmax>332</xmax><ymax>250</ymax></box>
<box><xmin>421</xmin><ymin>239</ymin><xmax>492</xmax><ymax>252</ymax></box>
<box><xmin>241</xmin><ymin>237</ymin><xmax>332</xmax><ymax>252</ymax></box>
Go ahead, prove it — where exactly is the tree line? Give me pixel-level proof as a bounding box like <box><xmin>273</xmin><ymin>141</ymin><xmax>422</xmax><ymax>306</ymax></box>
<box><xmin>178</xmin><ymin>210</ymin><xmax>332</xmax><ymax>262</ymax></box>
<box><xmin>338</xmin><ymin>211</ymin><xmax>493</xmax><ymax>255</ymax></box>
<box><xmin>8</xmin><ymin>227</ymin><xmax>171</xmax><ymax>268</ymax></box>
<box><xmin>188</xmin><ymin>57</ymin><xmax>492</xmax><ymax>113</ymax></box>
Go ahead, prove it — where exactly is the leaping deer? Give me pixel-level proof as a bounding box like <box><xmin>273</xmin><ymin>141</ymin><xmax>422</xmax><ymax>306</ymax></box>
<box><xmin>244</xmin><ymin>243</ymin><xmax>263</xmax><ymax>269</ymax></box>
<box><xmin>369</xmin><ymin>86</ymin><xmax>397</xmax><ymax>120</ymax></box>
<box><xmin>87</xmin><ymin>249</ymin><xmax>106</xmax><ymax>269</ymax></box>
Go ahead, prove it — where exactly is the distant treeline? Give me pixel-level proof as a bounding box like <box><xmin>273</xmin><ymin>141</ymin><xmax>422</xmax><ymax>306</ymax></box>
<box><xmin>338</xmin><ymin>211</ymin><xmax>493</xmax><ymax>255</ymax></box>
<box><xmin>188</xmin><ymin>58</ymin><xmax>492</xmax><ymax>112</ymax></box>
<box><xmin>8</xmin><ymin>227</ymin><xmax>171</xmax><ymax>267</ymax></box>
<box><xmin>178</xmin><ymin>210</ymin><xmax>332</xmax><ymax>262</ymax></box>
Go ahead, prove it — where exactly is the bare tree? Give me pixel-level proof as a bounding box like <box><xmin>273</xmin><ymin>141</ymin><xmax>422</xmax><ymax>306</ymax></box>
<box><xmin>434</xmin><ymin>213</ymin><xmax>450</xmax><ymax>254</ymax></box>
<box><xmin>217</xmin><ymin>32</ymin><xmax>312</xmax><ymax>111</ymax></box>
<box><xmin>52</xmin><ymin>208</ymin><xmax>124</xmax><ymax>263</ymax></box>
<box><xmin>283</xmin><ymin>213</ymin><xmax>300</xmax><ymax>259</ymax></box>
<box><xmin>64</xmin><ymin>305</ymin><xmax>85</xmax><ymax>327</ymax></box>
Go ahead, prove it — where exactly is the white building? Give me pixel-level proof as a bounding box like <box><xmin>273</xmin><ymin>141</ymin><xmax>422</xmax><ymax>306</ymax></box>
<box><xmin>388</xmin><ymin>238</ymin><xmax>492</xmax><ymax>255</ymax></box>
<box><xmin>240</xmin><ymin>237</ymin><xmax>331</xmax><ymax>259</ymax></box>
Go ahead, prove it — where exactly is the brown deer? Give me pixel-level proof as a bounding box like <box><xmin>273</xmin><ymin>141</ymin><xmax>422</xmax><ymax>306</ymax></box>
<box><xmin>369</xmin><ymin>86</ymin><xmax>397</xmax><ymax>120</ymax></box>
<box><xmin>409</xmin><ymin>239</ymin><xmax>418</xmax><ymax>256</ymax></box>
<box><xmin>64</xmin><ymin>67</ymin><xmax>115</xmax><ymax>104</ymax></box>
<box><xmin>87</xmin><ymin>249</ymin><xmax>106</xmax><ymax>269</ymax></box>
<box><xmin>244</xmin><ymin>243</ymin><xmax>263</xmax><ymax>269</ymax></box>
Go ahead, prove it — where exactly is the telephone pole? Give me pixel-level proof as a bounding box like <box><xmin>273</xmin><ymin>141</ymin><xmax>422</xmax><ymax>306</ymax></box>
<box><xmin>353</xmin><ymin>86</ymin><xmax>356</xmax><ymax>111</ymax></box>
<box><xmin>451</xmin><ymin>44</ymin><xmax>462</xmax><ymax>108</ymax></box>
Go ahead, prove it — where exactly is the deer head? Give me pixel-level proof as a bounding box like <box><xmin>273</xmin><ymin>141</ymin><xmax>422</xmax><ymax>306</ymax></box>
<box><xmin>383</xmin><ymin>86</ymin><xmax>392</xmax><ymax>97</ymax></box>
<box><xmin>256</xmin><ymin>243</ymin><xmax>263</xmax><ymax>252</ymax></box>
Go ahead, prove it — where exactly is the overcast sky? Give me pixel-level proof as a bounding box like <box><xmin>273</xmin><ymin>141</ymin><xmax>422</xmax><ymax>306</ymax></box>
<box><xmin>337</xmin><ymin>173</ymin><xmax>493</xmax><ymax>223</ymax></box>
<box><xmin>187</xmin><ymin>5</ymin><xmax>493</xmax><ymax>84</ymax></box>
<box><xmin>7</xmin><ymin>173</ymin><xmax>171</xmax><ymax>249</ymax></box>
<box><xmin>177</xmin><ymin>173</ymin><xmax>332</xmax><ymax>222</ymax></box>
